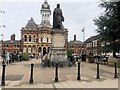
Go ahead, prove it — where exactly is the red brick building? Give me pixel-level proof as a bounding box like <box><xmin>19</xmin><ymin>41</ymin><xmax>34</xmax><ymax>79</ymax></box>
<box><xmin>2</xmin><ymin>34</ymin><xmax>20</xmax><ymax>54</ymax></box>
<box><xmin>84</xmin><ymin>35</ymin><xmax>101</xmax><ymax>55</ymax></box>
<box><xmin>68</xmin><ymin>35</ymin><xmax>83</xmax><ymax>55</ymax></box>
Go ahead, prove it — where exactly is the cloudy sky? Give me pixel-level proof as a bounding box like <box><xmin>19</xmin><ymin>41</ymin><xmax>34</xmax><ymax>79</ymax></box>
<box><xmin>0</xmin><ymin>0</ymin><xmax>104</xmax><ymax>42</ymax></box>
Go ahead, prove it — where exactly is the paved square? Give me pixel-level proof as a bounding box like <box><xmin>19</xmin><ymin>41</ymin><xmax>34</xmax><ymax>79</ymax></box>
<box><xmin>0</xmin><ymin>59</ymin><xmax>118</xmax><ymax>88</ymax></box>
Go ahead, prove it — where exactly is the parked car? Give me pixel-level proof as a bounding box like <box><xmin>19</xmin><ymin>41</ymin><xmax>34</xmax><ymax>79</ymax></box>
<box><xmin>115</xmin><ymin>55</ymin><xmax>120</xmax><ymax>58</ymax></box>
<box><xmin>29</xmin><ymin>54</ymin><xmax>34</xmax><ymax>59</ymax></box>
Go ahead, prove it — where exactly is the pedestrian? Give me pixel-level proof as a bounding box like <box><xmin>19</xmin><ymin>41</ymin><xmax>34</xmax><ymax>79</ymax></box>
<box><xmin>68</xmin><ymin>61</ymin><xmax>72</xmax><ymax>68</ymax></box>
<box><xmin>17</xmin><ymin>54</ymin><xmax>20</xmax><ymax>62</ymax></box>
<box><xmin>19</xmin><ymin>52</ymin><xmax>22</xmax><ymax>62</ymax></box>
<box><xmin>52</xmin><ymin>62</ymin><xmax>54</xmax><ymax>68</ymax></box>
<box><xmin>5</xmin><ymin>52</ymin><xmax>10</xmax><ymax>65</ymax></box>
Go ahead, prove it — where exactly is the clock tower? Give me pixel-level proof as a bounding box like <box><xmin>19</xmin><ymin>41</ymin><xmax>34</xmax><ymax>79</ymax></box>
<box><xmin>40</xmin><ymin>0</ymin><xmax>51</xmax><ymax>23</ymax></box>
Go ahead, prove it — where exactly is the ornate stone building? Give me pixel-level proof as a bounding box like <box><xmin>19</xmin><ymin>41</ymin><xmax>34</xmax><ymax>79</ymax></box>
<box><xmin>21</xmin><ymin>1</ymin><xmax>68</xmax><ymax>56</ymax></box>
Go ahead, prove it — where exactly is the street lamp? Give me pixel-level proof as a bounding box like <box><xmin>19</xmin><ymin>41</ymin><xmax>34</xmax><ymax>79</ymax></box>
<box><xmin>0</xmin><ymin>25</ymin><xmax>5</xmax><ymax>64</ymax></box>
<box><xmin>0</xmin><ymin>11</ymin><xmax>5</xmax><ymax>13</ymax></box>
<box><xmin>0</xmin><ymin>10</ymin><xmax>5</xmax><ymax>63</ymax></box>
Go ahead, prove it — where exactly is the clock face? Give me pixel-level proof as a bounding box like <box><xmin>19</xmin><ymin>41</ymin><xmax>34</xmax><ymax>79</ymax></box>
<box><xmin>44</xmin><ymin>3</ymin><xmax>48</xmax><ymax>8</ymax></box>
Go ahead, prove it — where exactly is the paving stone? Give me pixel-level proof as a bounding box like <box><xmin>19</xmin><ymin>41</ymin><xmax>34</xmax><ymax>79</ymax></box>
<box><xmin>44</xmin><ymin>84</ymin><xmax>53</xmax><ymax>88</ymax></box>
<box><xmin>8</xmin><ymin>81</ymin><xmax>20</xmax><ymax>86</ymax></box>
<box><xmin>36</xmin><ymin>83</ymin><xmax>45</xmax><ymax>88</ymax></box>
<box><xmin>21</xmin><ymin>84</ymin><xmax>37</xmax><ymax>88</ymax></box>
<box><xmin>65</xmin><ymin>81</ymin><xmax>81</xmax><ymax>88</ymax></box>
<box><xmin>54</xmin><ymin>83</ymin><xmax>64</xmax><ymax>88</ymax></box>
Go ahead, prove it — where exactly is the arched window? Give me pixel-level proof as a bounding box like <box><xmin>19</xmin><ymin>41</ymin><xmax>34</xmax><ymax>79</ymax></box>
<box><xmin>17</xmin><ymin>45</ymin><xmax>19</xmax><ymax>47</ymax></box>
<box><xmin>33</xmin><ymin>35</ymin><xmax>36</xmax><ymax>42</ymax></box>
<box><xmin>24</xmin><ymin>35</ymin><xmax>27</xmax><ymax>42</ymax></box>
<box><xmin>29</xmin><ymin>35</ymin><xmax>32</xmax><ymax>42</ymax></box>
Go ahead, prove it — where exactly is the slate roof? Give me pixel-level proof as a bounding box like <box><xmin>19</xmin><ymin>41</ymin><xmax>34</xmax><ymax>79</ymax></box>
<box><xmin>3</xmin><ymin>40</ymin><xmax>20</xmax><ymax>44</ymax></box>
<box><xmin>25</xmin><ymin>17</ymin><xmax>37</xmax><ymax>28</ymax></box>
<box><xmin>68</xmin><ymin>40</ymin><xmax>83</xmax><ymax>45</ymax></box>
<box><xmin>84</xmin><ymin>35</ymin><xmax>100</xmax><ymax>43</ymax></box>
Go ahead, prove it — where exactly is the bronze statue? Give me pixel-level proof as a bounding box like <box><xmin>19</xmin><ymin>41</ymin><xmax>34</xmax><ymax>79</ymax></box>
<box><xmin>53</xmin><ymin>4</ymin><xmax>64</xmax><ymax>29</ymax></box>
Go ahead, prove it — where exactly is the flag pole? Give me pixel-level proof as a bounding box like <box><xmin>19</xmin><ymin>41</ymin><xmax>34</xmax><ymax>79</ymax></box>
<box><xmin>82</xmin><ymin>27</ymin><xmax>85</xmax><ymax>53</ymax></box>
<box><xmin>82</xmin><ymin>27</ymin><xmax>85</xmax><ymax>42</ymax></box>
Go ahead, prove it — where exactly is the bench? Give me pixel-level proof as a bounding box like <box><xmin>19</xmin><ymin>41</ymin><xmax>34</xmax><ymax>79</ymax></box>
<box><xmin>94</xmin><ymin>55</ymin><xmax>109</xmax><ymax>64</ymax></box>
<box><xmin>99</xmin><ymin>56</ymin><xmax>109</xmax><ymax>64</ymax></box>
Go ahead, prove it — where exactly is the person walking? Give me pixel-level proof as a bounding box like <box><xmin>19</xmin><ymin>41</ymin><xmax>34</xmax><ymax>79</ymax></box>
<box><xmin>5</xmin><ymin>52</ymin><xmax>10</xmax><ymax>65</ymax></box>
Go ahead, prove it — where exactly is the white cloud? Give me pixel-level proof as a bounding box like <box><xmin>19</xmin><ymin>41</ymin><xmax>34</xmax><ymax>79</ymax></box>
<box><xmin>0</xmin><ymin>1</ymin><xmax>104</xmax><ymax>41</ymax></box>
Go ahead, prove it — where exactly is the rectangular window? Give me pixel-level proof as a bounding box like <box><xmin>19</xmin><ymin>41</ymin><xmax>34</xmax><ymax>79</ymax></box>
<box><xmin>47</xmin><ymin>38</ymin><xmax>49</xmax><ymax>42</ymax></box>
<box><xmin>23</xmin><ymin>47</ymin><xmax>26</xmax><ymax>53</ymax></box>
<box><xmin>41</xmin><ymin>38</ymin><xmax>43</xmax><ymax>42</ymax></box>
<box><xmin>28</xmin><ymin>47</ymin><xmax>31</xmax><ymax>53</ymax></box>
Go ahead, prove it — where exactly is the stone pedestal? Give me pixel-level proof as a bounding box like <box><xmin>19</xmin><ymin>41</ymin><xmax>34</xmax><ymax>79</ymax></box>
<box><xmin>51</xmin><ymin>29</ymin><xmax>67</xmax><ymax>62</ymax></box>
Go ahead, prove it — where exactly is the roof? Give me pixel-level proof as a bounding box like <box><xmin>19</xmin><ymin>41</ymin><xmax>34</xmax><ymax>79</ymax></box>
<box><xmin>84</xmin><ymin>35</ymin><xmax>100</xmax><ymax>43</ymax></box>
<box><xmin>68</xmin><ymin>40</ymin><xmax>83</xmax><ymax>45</ymax></box>
<box><xmin>25</xmin><ymin>17</ymin><xmax>37</xmax><ymax>28</ymax></box>
<box><xmin>3</xmin><ymin>40</ymin><xmax>20</xmax><ymax>44</ymax></box>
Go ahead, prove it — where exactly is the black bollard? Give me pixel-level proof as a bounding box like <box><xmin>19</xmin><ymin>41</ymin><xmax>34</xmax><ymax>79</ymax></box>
<box><xmin>29</xmin><ymin>63</ymin><xmax>34</xmax><ymax>84</ymax></box>
<box><xmin>114</xmin><ymin>62</ymin><xmax>118</xmax><ymax>78</ymax></box>
<box><xmin>55</xmin><ymin>62</ymin><xmax>58</xmax><ymax>82</ymax></box>
<box><xmin>96</xmin><ymin>62</ymin><xmax>100</xmax><ymax>79</ymax></box>
<box><xmin>77</xmin><ymin>61</ymin><xmax>81</xmax><ymax>80</ymax></box>
<box><xmin>1</xmin><ymin>64</ymin><xmax>6</xmax><ymax>86</ymax></box>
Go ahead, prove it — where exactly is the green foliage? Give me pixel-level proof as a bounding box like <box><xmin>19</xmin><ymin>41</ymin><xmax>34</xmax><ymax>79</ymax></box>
<box><xmin>67</xmin><ymin>49</ymin><xmax>73</xmax><ymax>57</ymax></box>
<box><xmin>21</xmin><ymin>53</ymin><xmax>30</xmax><ymax>61</ymax></box>
<box><xmin>102</xmin><ymin>45</ymin><xmax>112</xmax><ymax>53</ymax></box>
<box><xmin>94</xmin><ymin>1</ymin><xmax>120</xmax><ymax>55</ymax></box>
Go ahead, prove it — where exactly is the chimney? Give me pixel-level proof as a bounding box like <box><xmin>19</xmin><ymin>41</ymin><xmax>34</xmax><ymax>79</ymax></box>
<box><xmin>10</xmin><ymin>34</ymin><xmax>15</xmax><ymax>41</ymax></box>
<box><xmin>74</xmin><ymin>34</ymin><xmax>76</xmax><ymax>41</ymax></box>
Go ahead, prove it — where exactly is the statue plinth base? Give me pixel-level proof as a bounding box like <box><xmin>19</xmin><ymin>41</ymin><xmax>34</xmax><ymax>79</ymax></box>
<box><xmin>51</xmin><ymin>29</ymin><xmax>67</xmax><ymax>62</ymax></box>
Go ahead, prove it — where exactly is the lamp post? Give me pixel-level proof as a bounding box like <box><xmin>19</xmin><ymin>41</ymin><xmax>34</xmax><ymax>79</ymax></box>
<box><xmin>96</xmin><ymin>55</ymin><xmax>100</xmax><ymax>79</ymax></box>
<box><xmin>0</xmin><ymin>11</ymin><xmax>5</xmax><ymax>13</ymax></box>
<box><xmin>0</xmin><ymin>25</ymin><xmax>5</xmax><ymax>64</ymax></box>
<box><xmin>77</xmin><ymin>58</ymin><xmax>81</xmax><ymax>80</ymax></box>
<box><xmin>0</xmin><ymin>10</ymin><xmax>5</xmax><ymax>61</ymax></box>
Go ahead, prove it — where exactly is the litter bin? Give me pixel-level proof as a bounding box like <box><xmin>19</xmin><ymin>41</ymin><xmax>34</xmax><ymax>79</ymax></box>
<box><xmin>82</xmin><ymin>53</ymin><xmax>86</xmax><ymax>61</ymax></box>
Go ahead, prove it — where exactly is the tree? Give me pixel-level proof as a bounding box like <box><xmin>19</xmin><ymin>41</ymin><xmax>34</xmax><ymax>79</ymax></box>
<box><xmin>94</xmin><ymin>1</ymin><xmax>120</xmax><ymax>57</ymax></box>
<box><xmin>67</xmin><ymin>49</ymin><xmax>73</xmax><ymax>58</ymax></box>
